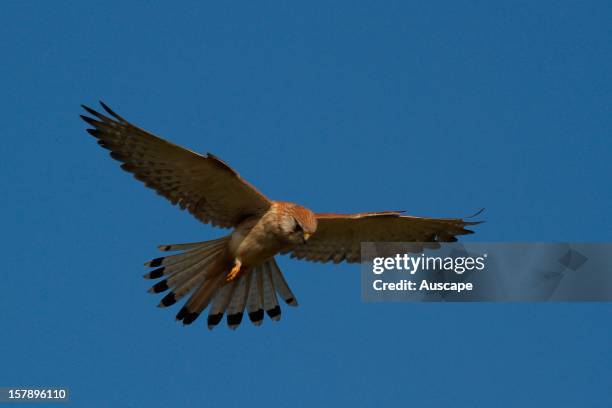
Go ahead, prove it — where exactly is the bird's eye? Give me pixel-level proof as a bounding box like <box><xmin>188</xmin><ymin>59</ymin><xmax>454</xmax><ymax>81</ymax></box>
<box><xmin>294</xmin><ymin>221</ymin><xmax>303</xmax><ymax>232</ymax></box>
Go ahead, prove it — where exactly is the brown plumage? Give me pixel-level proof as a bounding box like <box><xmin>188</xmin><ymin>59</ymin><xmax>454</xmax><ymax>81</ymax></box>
<box><xmin>81</xmin><ymin>102</ymin><xmax>481</xmax><ymax>330</ymax></box>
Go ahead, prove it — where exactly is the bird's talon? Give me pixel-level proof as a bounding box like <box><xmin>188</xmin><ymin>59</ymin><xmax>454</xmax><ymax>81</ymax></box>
<box><xmin>226</xmin><ymin>261</ymin><xmax>242</xmax><ymax>281</ymax></box>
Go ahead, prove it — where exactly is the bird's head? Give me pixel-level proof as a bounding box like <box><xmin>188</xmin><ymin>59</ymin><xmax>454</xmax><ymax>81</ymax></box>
<box><xmin>278</xmin><ymin>203</ymin><xmax>318</xmax><ymax>245</ymax></box>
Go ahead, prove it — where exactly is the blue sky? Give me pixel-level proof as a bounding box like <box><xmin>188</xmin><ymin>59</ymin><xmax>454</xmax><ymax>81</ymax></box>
<box><xmin>1</xmin><ymin>1</ymin><xmax>611</xmax><ymax>407</ymax></box>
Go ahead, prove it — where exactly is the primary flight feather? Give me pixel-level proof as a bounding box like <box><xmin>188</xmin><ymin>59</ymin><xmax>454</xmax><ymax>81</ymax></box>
<box><xmin>81</xmin><ymin>102</ymin><xmax>480</xmax><ymax>330</ymax></box>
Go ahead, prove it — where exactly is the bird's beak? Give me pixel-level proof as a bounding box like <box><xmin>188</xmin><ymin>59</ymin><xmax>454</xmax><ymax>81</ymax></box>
<box><xmin>303</xmin><ymin>232</ymin><xmax>311</xmax><ymax>241</ymax></box>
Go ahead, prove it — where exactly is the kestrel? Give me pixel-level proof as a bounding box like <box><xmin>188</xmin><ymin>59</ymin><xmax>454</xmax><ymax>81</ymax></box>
<box><xmin>81</xmin><ymin>102</ymin><xmax>480</xmax><ymax>330</ymax></box>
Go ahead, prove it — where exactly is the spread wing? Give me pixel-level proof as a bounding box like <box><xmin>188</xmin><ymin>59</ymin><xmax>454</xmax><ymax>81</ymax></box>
<box><xmin>283</xmin><ymin>211</ymin><xmax>481</xmax><ymax>263</ymax></box>
<box><xmin>81</xmin><ymin>102</ymin><xmax>271</xmax><ymax>228</ymax></box>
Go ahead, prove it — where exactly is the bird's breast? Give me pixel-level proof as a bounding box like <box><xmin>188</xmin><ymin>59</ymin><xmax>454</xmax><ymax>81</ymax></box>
<box><xmin>228</xmin><ymin>216</ymin><xmax>286</xmax><ymax>267</ymax></box>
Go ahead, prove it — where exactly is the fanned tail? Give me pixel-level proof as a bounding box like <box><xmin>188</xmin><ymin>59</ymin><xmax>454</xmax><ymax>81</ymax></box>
<box><xmin>144</xmin><ymin>239</ymin><xmax>298</xmax><ymax>329</ymax></box>
<box><xmin>207</xmin><ymin>258</ymin><xmax>298</xmax><ymax>329</ymax></box>
<box><xmin>144</xmin><ymin>237</ymin><xmax>230</xmax><ymax>308</ymax></box>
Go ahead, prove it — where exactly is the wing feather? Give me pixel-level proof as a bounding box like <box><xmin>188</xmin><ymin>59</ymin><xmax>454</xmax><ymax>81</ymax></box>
<box><xmin>283</xmin><ymin>212</ymin><xmax>481</xmax><ymax>263</ymax></box>
<box><xmin>81</xmin><ymin>102</ymin><xmax>271</xmax><ymax>228</ymax></box>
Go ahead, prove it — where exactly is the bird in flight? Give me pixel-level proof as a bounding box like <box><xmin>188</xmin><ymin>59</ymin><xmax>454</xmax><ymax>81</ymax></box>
<box><xmin>81</xmin><ymin>102</ymin><xmax>480</xmax><ymax>330</ymax></box>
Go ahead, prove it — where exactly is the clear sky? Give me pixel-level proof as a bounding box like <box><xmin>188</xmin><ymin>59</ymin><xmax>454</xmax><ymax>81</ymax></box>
<box><xmin>2</xmin><ymin>1</ymin><xmax>611</xmax><ymax>407</ymax></box>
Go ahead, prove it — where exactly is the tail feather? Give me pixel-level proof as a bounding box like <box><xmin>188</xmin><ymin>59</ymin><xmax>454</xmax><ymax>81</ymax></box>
<box><xmin>262</xmin><ymin>263</ymin><xmax>281</xmax><ymax>321</ymax></box>
<box><xmin>144</xmin><ymin>237</ymin><xmax>227</xmax><ymax>267</ymax></box>
<box><xmin>158</xmin><ymin>240</ymin><xmax>218</xmax><ymax>252</ymax></box>
<box><xmin>165</xmin><ymin>249</ymin><xmax>221</xmax><ymax>287</ymax></box>
<box><xmin>145</xmin><ymin>238</ymin><xmax>299</xmax><ymax>329</ymax></box>
<box><xmin>147</xmin><ymin>256</ymin><xmax>207</xmax><ymax>293</ymax></box>
<box><xmin>246</xmin><ymin>270</ymin><xmax>265</xmax><ymax>326</ymax></box>
<box><xmin>144</xmin><ymin>246</ymin><xmax>209</xmax><ymax>267</ymax></box>
<box><xmin>147</xmin><ymin>237</ymin><xmax>229</xmax><ymax>307</ymax></box>
<box><xmin>143</xmin><ymin>248</ymin><xmax>214</xmax><ymax>279</ymax></box>
<box><xmin>157</xmin><ymin>266</ymin><xmax>208</xmax><ymax>307</ymax></box>
<box><xmin>225</xmin><ymin>274</ymin><xmax>251</xmax><ymax>329</ymax></box>
<box><xmin>178</xmin><ymin>273</ymin><xmax>226</xmax><ymax>325</ymax></box>
<box><xmin>207</xmin><ymin>282</ymin><xmax>237</xmax><ymax>329</ymax></box>
<box><xmin>269</xmin><ymin>258</ymin><xmax>298</xmax><ymax>306</ymax></box>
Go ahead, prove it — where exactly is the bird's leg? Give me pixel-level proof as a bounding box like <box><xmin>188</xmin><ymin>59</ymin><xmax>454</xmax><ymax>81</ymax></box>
<box><xmin>226</xmin><ymin>259</ymin><xmax>242</xmax><ymax>282</ymax></box>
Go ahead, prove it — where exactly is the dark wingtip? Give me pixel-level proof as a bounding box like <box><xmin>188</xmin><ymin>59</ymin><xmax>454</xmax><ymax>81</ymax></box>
<box><xmin>461</xmin><ymin>208</ymin><xmax>485</xmax><ymax>229</ymax></box>
<box><xmin>81</xmin><ymin>104</ymin><xmax>99</xmax><ymax>117</ymax></box>
<box><xmin>79</xmin><ymin>114</ymin><xmax>98</xmax><ymax>126</ymax></box>
<box><xmin>99</xmin><ymin>101</ymin><xmax>125</xmax><ymax>122</ymax></box>
<box><xmin>285</xmin><ymin>297</ymin><xmax>298</xmax><ymax>307</ymax></box>
<box><xmin>85</xmin><ymin>128</ymin><xmax>100</xmax><ymax>138</ymax></box>
<box><xmin>467</xmin><ymin>208</ymin><xmax>486</xmax><ymax>219</ymax></box>
<box><xmin>99</xmin><ymin>100</ymin><xmax>112</xmax><ymax>113</ymax></box>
